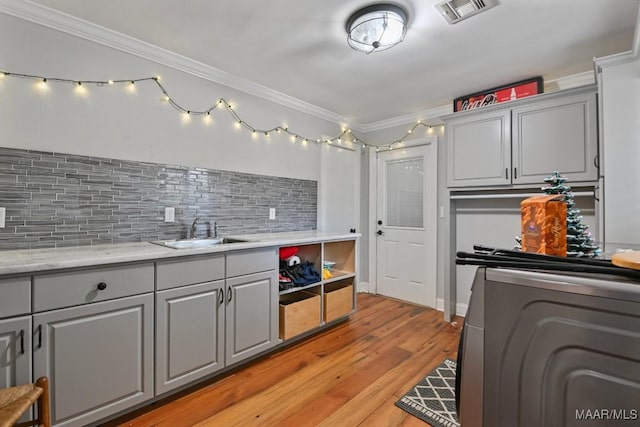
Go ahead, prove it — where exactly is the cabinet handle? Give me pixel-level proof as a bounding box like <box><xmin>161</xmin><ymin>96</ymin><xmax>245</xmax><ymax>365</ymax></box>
<box><xmin>505</xmin><ymin>168</ymin><xmax>509</xmax><ymax>179</ymax></box>
<box><xmin>36</xmin><ymin>324</ymin><xmax>42</xmax><ymax>349</ymax></box>
<box><xmin>594</xmin><ymin>155</ymin><xmax>600</xmax><ymax>168</ymax></box>
<box><xmin>19</xmin><ymin>329</ymin><xmax>25</xmax><ymax>355</ymax></box>
<box><xmin>219</xmin><ymin>289</ymin><xmax>224</xmax><ymax>305</ymax></box>
<box><xmin>514</xmin><ymin>167</ymin><xmax>518</xmax><ymax>179</ymax></box>
<box><xmin>97</xmin><ymin>282</ymin><xmax>107</xmax><ymax>291</ymax></box>
<box><xmin>227</xmin><ymin>286</ymin><xmax>232</xmax><ymax>303</ymax></box>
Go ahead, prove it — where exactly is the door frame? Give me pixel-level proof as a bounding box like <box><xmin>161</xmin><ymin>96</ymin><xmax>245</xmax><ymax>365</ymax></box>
<box><xmin>368</xmin><ymin>136</ymin><xmax>438</xmax><ymax>298</ymax></box>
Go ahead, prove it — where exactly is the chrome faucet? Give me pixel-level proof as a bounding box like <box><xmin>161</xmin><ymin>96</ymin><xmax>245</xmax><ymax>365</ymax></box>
<box><xmin>190</xmin><ymin>217</ymin><xmax>199</xmax><ymax>239</ymax></box>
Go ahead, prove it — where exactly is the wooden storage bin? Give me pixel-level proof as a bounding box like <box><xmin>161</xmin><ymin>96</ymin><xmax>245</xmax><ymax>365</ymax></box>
<box><xmin>324</xmin><ymin>281</ymin><xmax>354</xmax><ymax>323</ymax></box>
<box><xmin>279</xmin><ymin>291</ymin><xmax>321</xmax><ymax>340</ymax></box>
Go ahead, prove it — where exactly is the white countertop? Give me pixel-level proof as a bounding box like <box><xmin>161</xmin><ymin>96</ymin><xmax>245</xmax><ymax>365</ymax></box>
<box><xmin>0</xmin><ymin>231</ymin><xmax>359</xmax><ymax>276</ymax></box>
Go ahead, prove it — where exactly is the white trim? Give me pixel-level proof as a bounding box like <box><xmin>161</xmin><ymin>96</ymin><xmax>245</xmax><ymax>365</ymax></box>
<box><xmin>450</xmin><ymin>191</ymin><xmax>595</xmax><ymax>200</ymax></box>
<box><xmin>595</xmin><ymin>50</ymin><xmax>637</xmax><ymax>71</ymax></box>
<box><xmin>0</xmin><ymin>0</ymin><xmax>350</xmax><ymax>128</ymax></box>
<box><xmin>357</xmin><ymin>281</ymin><xmax>370</xmax><ymax>293</ymax></box>
<box><xmin>594</xmin><ymin>5</ymin><xmax>640</xmax><ymax>70</ymax></box>
<box><xmin>367</xmin><ymin>148</ymin><xmax>378</xmax><ymax>295</ymax></box>
<box><xmin>547</xmin><ymin>71</ymin><xmax>595</xmax><ymax>91</ymax></box>
<box><xmin>436</xmin><ymin>298</ymin><xmax>468</xmax><ymax>317</ymax></box>
<box><xmin>360</xmin><ymin>105</ymin><xmax>452</xmax><ymax>132</ymax></box>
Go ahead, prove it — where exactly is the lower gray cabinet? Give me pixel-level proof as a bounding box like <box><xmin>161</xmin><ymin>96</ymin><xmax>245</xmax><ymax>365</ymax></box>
<box><xmin>0</xmin><ymin>316</ymin><xmax>32</xmax><ymax>389</ymax></box>
<box><xmin>33</xmin><ymin>293</ymin><xmax>154</xmax><ymax>427</ymax></box>
<box><xmin>0</xmin><ymin>316</ymin><xmax>32</xmax><ymax>425</ymax></box>
<box><xmin>225</xmin><ymin>270</ymin><xmax>278</xmax><ymax>366</ymax></box>
<box><xmin>155</xmin><ymin>280</ymin><xmax>225</xmax><ymax>395</ymax></box>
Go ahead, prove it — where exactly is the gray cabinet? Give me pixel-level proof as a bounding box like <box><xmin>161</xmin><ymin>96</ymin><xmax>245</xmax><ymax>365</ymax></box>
<box><xmin>225</xmin><ymin>270</ymin><xmax>278</xmax><ymax>366</ymax></box>
<box><xmin>155</xmin><ymin>249</ymin><xmax>277</xmax><ymax>391</ymax></box>
<box><xmin>0</xmin><ymin>276</ymin><xmax>32</xmax><ymax>391</ymax></box>
<box><xmin>445</xmin><ymin>86</ymin><xmax>598</xmax><ymax>188</ymax></box>
<box><xmin>155</xmin><ymin>280</ymin><xmax>225</xmax><ymax>395</ymax></box>
<box><xmin>446</xmin><ymin>109</ymin><xmax>511</xmax><ymax>187</ymax></box>
<box><xmin>33</xmin><ymin>294</ymin><xmax>153</xmax><ymax>427</ymax></box>
<box><xmin>512</xmin><ymin>91</ymin><xmax>597</xmax><ymax>184</ymax></box>
<box><xmin>31</xmin><ymin>263</ymin><xmax>154</xmax><ymax>427</ymax></box>
<box><xmin>0</xmin><ymin>316</ymin><xmax>32</xmax><ymax>390</ymax></box>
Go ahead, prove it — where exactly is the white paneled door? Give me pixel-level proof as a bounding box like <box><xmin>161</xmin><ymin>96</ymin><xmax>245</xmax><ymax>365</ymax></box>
<box><xmin>376</xmin><ymin>141</ymin><xmax>437</xmax><ymax>308</ymax></box>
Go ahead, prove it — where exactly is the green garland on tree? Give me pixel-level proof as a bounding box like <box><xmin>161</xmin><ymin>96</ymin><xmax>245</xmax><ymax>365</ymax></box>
<box><xmin>515</xmin><ymin>171</ymin><xmax>601</xmax><ymax>257</ymax></box>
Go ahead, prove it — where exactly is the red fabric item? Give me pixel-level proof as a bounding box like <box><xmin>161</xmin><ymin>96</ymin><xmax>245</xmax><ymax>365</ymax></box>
<box><xmin>279</xmin><ymin>246</ymin><xmax>299</xmax><ymax>260</ymax></box>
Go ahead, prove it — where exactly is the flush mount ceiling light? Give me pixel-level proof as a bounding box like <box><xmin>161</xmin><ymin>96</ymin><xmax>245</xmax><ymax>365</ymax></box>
<box><xmin>346</xmin><ymin>3</ymin><xmax>408</xmax><ymax>54</ymax></box>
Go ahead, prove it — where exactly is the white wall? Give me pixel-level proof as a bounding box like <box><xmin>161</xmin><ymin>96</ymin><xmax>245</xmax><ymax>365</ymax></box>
<box><xmin>0</xmin><ymin>14</ymin><xmax>340</xmax><ymax>181</ymax></box>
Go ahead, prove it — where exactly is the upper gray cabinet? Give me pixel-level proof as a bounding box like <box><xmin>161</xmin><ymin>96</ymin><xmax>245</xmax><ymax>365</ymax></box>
<box><xmin>446</xmin><ymin>109</ymin><xmax>512</xmax><ymax>187</ymax></box>
<box><xmin>445</xmin><ymin>86</ymin><xmax>598</xmax><ymax>188</ymax></box>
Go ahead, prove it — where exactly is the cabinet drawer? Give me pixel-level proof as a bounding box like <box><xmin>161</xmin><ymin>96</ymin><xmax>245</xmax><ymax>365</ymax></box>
<box><xmin>156</xmin><ymin>255</ymin><xmax>225</xmax><ymax>290</ymax></box>
<box><xmin>226</xmin><ymin>247</ymin><xmax>277</xmax><ymax>277</ymax></box>
<box><xmin>33</xmin><ymin>263</ymin><xmax>154</xmax><ymax>312</ymax></box>
<box><xmin>0</xmin><ymin>277</ymin><xmax>31</xmax><ymax>317</ymax></box>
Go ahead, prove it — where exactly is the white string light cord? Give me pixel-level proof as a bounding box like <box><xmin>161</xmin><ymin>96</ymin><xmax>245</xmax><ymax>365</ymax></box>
<box><xmin>0</xmin><ymin>70</ymin><xmax>442</xmax><ymax>150</ymax></box>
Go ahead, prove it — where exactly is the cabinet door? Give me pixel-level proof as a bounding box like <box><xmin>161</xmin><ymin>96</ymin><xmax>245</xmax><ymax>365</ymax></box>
<box><xmin>33</xmin><ymin>294</ymin><xmax>153</xmax><ymax>427</ymax></box>
<box><xmin>156</xmin><ymin>281</ymin><xmax>225</xmax><ymax>395</ymax></box>
<box><xmin>225</xmin><ymin>270</ymin><xmax>278</xmax><ymax>366</ymax></box>
<box><xmin>0</xmin><ymin>316</ymin><xmax>32</xmax><ymax>424</ymax></box>
<box><xmin>0</xmin><ymin>316</ymin><xmax>32</xmax><ymax>388</ymax></box>
<box><xmin>446</xmin><ymin>109</ymin><xmax>511</xmax><ymax>187</ymax></box>
<box><xmin>512</xmin><ymin>91</ymin><xmax>598</xmax><ymax>184</ymax></box>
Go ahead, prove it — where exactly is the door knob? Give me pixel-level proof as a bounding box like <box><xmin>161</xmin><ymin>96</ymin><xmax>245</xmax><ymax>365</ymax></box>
<box><xmin>377</xmin><ymin>220</ymin><xmax>383</xmax><ymax>225</ymax></box>
<box><xmin>377</xmin><ymin>230</ymin><xmax>384</xmax><ymax>236</ymax></box>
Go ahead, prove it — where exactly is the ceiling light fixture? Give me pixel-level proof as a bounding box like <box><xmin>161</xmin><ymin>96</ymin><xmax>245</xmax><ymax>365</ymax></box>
<box><xmin>346</xmin><ymin>3</ymin><xmax>408</xmax><ymax>54</ymax></box>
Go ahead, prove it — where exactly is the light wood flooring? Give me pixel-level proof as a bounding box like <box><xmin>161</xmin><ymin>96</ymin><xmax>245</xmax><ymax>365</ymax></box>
<box><xmin>103</xmin><ymin>293</ymin><xmax>463</xmax><ymax>427</ymax></box>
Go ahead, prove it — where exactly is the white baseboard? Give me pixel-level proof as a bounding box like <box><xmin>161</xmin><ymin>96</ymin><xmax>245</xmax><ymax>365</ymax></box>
<box><xmin>357</xmin><ymin>281</ymin><xmax>370</xmax><ymax>293</ymax></box>
<box><xmin>436</xmin><ymin>298</ymin><xmax>468</xmax><ymax>317</ymax></box>
<box><xmin>356</xmin><ymin>289</ymin><xmax>468</xmax><ymax>317</ymax></box>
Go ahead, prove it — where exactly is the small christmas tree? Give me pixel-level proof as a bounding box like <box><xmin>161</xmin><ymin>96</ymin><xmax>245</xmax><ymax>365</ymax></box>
<box><xmin>515</xmin><ymin>171</ymin><xmax>601</xmax><ymax>257</ymax></box>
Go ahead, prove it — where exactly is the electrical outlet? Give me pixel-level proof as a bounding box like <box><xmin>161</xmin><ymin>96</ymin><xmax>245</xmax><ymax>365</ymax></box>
<box><xmin>0</xmin><ymin>207</ymin><xmax>4</xmax><ymax>228</ymax></box>
<box><xmin>164</xmin><ymin>207</ymin><xmax>175</xmax><ymax>223</ymax></box>
<box><xmin>269</xmin><ymin>208</ymin><xmax>276</xmax><ymax>220</ymax></box>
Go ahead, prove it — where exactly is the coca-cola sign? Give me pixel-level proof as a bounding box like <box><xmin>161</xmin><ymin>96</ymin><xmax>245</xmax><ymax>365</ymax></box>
<box><xmin>453</xmin><ymin>77</ymin><xmax>543</xmax><ymax>112</ymax></box>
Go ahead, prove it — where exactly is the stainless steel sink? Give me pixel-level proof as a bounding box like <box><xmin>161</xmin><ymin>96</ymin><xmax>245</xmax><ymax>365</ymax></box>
<box><xmin>150</xmin><ymin>237</ymin><xmax>248</xmax><ymax>249</ymax></box>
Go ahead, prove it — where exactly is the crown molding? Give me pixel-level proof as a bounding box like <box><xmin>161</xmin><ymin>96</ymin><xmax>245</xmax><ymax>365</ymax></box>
<box><xmin>594</xmin><ymin>6</ymin><xmax>640</xmax><ymax>71</ymax></box>
<box><xmin>0</xmin><ymin>0</ymin><xmax>350</xmax><ymax>127</ymax></box>
<box><xmin>360</xmin><ymin>104</ymin><xmax>452</xmax><ymax>133</ymax></box>
<box><xmin>545</xmin><ymin>71</ymin><xmax>595</xmax><ymax>90</ymax></box>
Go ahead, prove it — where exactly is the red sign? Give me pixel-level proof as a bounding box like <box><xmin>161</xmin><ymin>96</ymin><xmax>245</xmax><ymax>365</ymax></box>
<box><xmin>453</xmin><ymin>77</ymin><xmax>544</xmax><ymax>112</ymax></box>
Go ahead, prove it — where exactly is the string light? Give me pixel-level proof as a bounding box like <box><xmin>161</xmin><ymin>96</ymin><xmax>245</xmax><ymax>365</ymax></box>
<box><xmin>0</xmin><ymin>69</ymin><xmax>444</xmax><ymax>151</ymax></box>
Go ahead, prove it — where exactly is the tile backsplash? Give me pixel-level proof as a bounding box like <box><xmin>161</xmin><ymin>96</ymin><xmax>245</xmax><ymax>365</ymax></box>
<box><xmin>0</xmin><ymin>147</ymin><xmax>317</xmax><ymax>250</ymax></box>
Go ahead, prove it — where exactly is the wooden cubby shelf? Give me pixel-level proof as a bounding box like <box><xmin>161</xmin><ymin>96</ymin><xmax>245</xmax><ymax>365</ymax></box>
<box><xmin>277</xmin><ymin>238</ymin><xmax>357</xmax><ymax>340</ymax></box>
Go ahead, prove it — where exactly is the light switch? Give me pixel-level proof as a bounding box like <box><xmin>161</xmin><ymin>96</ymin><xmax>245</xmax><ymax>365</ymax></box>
<box><xmin>269</xmin><ymin>208</ymin><xmax>276</xmax><ymax>220</ymax></box>
<box><xmin>164</xmin><ymin>207</ymin><xmax>175</xmax><ymax>223</ymax></box>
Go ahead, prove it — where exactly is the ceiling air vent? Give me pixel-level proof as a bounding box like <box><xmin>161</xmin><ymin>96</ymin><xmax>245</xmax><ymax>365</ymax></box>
<box><xmin>435</xmin><ymin>0</ymin><xmax>497</xmax><ymax>24</ymax></box>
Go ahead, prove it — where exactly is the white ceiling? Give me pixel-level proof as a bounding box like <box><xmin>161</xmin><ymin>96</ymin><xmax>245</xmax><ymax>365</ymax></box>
<box><xmin>20</xmin><ymin>0</ymin><xmax>640</xmax><ymax>125</ymax></box>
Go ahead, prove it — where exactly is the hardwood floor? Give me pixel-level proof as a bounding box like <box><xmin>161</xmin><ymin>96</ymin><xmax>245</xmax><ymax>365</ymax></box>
<box><xmin>103</xmin><ymin>293</ymin><xmax>463</xmax><ymax>427</ymax></box>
